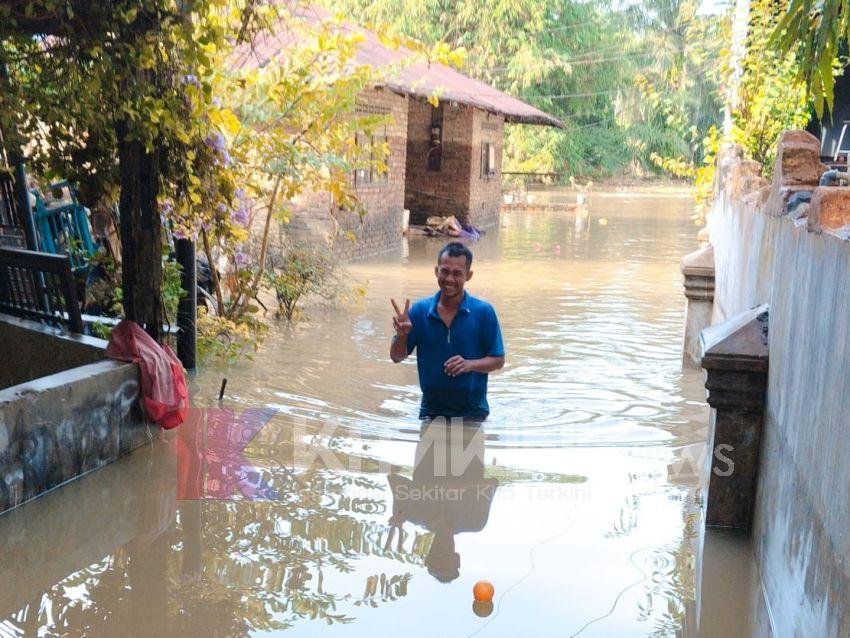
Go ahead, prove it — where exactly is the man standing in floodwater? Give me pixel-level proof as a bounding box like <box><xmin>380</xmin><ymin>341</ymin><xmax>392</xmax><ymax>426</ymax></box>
<box><xmin>390</xmin><ymin>242</ymin><xmax>505</xmax><ymax>420</ymax></box>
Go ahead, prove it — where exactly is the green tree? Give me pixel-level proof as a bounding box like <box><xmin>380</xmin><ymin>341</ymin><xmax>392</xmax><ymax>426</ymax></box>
<box><xmin>619</xmin><ymin>0</ymin><xmax>728</xmax><ymax>177</ymax></box>
<box><xmin>771</xmin><ymin>0</ymin><xmax>845</xmax><ymax>117</ymax></box>
<box><xmin>0</xmin><ymin>3</ymin><xmax>453</xmax><ymax>347</ymax></box>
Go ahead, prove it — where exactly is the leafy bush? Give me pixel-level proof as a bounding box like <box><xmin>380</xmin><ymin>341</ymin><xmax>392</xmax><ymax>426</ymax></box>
<box><xmin>161</xmin><ymin>258</ymin><xmax>185</xmax><ymax>328</ymax></box>
<box><xmin>265</xmin><ymin>251</ymin><xmax>338</xmax><ymax>321</ymax></box>
<box><xmin>196</xmin><ymin>307</ymin><xmax>266</xmax><ymax>364</ymax></box>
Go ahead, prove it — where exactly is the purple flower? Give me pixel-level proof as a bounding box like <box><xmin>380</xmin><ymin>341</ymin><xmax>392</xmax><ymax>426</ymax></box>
<box><xmin>224</xmin><ymin>188</ymin><xmax>252</xmax><ymax>227</ymax></box>
<box><xmin>204</xmin><ymin>132</ymin><xmax>232</xmax><ymax>166</ymax></box>
<box><xmin>205</xmin><ymin>132</ymin><xmax>226</xmax><ymax>154</ymax></box>
<box><xmin>182</xmin><ymin>74</ymin><xmax>201</xmax><ymax>88</ymax></box>
<box><xmin>160</xmin><ymin>200</ymin><xmax>174</xmax><ymax>215</ymax></box>
<box><xmin>235</xmin><ymin>252</ymin><xmax>250</xmax><ymax>267</ymax></box>
<box><xmin>230</xmin><ymin>207</ymin><xmax>249</xmax><ymax>226</ymax></box>
<box><xmin>173</xmin><ymin>228</ymin><xmax>187</xmax><ymax>240</ymax></box>
<box><xmin>216</xmin><ymin>202</ymin><xmax>229</xmax><ymax>215</ymax></box>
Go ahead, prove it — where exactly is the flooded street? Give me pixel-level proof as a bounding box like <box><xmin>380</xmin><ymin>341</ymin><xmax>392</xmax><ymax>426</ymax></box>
<box><xmin>0</xmin><ymin>191</ymin><xmax>759</xmax><ymax>637</ymax></box>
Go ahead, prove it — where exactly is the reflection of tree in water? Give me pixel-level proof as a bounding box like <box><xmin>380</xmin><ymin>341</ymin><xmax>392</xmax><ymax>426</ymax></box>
<box><xmin>605</xmin><ymin>494</ymin><xmax>641</xmax><ymax>539</ymax></box>
<box><xmin>1</xmin><ymin>433</ymin><xmax>589</xmax><ymax>635</ymax></box>
<box><xmin>600</xmin><ymin>483</ymin><xmax>700</xmax><ymax>636</ymax></box>
<box><xmin>356</xmin><ymin>572</ymin><xmax>412</xmax><ymax>608</ymax></box>
<box><xmin>194</xmin><ymin>466</ymin><xmax>432</xmax><ymax>630</ymax></box>
<box><xmin>0</xmin><ymin>465</ymin><xmax>425</xmax><ymax>635</ymax></box>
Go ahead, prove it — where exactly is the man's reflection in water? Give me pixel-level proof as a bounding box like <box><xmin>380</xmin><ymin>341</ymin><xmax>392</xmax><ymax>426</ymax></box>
<box><xmin>387</xmin><ymin>420</ymin><xmax>498</xmax><ymax>583</ymax></box>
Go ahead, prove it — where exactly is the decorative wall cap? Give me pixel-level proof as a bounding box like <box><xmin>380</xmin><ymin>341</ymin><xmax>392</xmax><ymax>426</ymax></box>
<box><xmin>700</xmin><ymin>304</ymin><xmax>769</xmax><ymax>372</ymax></box>
<box><xmin>680</xmin><ymin>245</ymin><xmax>715</xmax><ymax>277</ymax></box>
<box><xmin>772</xmin><ymin>130</ymin><xmax>828</xmax><ymax>188</ymax></box>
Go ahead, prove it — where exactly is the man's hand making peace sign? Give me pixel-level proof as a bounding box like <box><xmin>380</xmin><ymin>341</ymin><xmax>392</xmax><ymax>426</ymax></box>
<box><xmin>390</xmin><ymin>298</ymin><xmax>413</xmax><ymax>363</ymax></box>
<box><xmin>391</xmin><ymin>298</ymin><xmax>413</xmax><ymax>337</ymax></box>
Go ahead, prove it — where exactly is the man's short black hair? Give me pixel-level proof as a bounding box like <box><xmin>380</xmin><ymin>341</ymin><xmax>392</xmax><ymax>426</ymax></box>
<box><xmin>437</xmin><ymin>241</ymin><xmax>473</xmax><ymax>269</ymax></box>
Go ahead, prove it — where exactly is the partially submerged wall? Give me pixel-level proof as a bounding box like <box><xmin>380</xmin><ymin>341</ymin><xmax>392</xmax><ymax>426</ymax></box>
<box><xmin>467</xmin><ymin>109</ymin><xmax>504</xmax><ymax>229</ymax></box>
<box><xmin>0</xmin><ymin>443</ymin><xmax>174</xmax><ymax>620</ymax></box>
<box><xmin>0</xmin><ymin>315</ymin><xmax>149</xmax><ymax>514</ymax></box>
<box><xmin>404</xmin><ymin>100</ymin><xmax>505</xmax><ymax>229</ymax></box>
<box><xmin>405</xmin><ymin>99</ymin><xmax>473</xmax><ymax>224</ymax></box>
<box><xmin>707</xmin><ymin>131</ymin><xmax>850</xmax><ymax>637</ymax></box>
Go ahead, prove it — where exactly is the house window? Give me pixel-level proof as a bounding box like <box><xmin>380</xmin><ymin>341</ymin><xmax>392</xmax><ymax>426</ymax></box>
<box><xmin>428</xmin><ymin>105</ymin><xmax>443</xmax><ymax>171</ymax></box>
<box><xmin>480</xmin><ymin>141</ymin><xmax>497</xmax><ymax>178</ymax></box>
<box><xmin>354</xmin><ymin>128</ymin><xmax>389</xmax><ymax>187</ymax></box>
<box><xmin>371</xmin><ymin>130</ymin><xmax>389</xmax><ymax>184</ymax></box>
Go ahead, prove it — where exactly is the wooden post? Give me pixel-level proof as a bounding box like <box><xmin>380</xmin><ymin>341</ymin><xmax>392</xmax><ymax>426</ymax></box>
<box><xmin>175</xmin><ymin>237</ymin><xmax>196</xmax><ymax>370</ymax></box>
<box><xmin>117</xmin><ymin>122</ymin><xmax>163</xmax><ymax>343</ymax></box>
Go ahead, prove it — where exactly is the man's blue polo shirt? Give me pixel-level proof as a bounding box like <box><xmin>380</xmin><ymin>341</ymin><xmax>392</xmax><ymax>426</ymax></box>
<box><xmin>404</xmin><ymin>291</ymin><xmax>504</xmax><ymax>419</ymax></box>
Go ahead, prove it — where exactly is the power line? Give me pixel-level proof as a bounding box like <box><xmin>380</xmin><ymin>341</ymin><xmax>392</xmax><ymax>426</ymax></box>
<box><xmin>508</xmin><ymin>9</ymin><xmax>707</xmax><ymax>38</ymax></box>
<box><xmin>461</xmin><ymin>43</ymin><xmax>689</xmax><ymax>76</ymax></box>
<box><xmin>472</xmin><ymin>49</ymin><xmax>670</xmax><ymax>75</ymax></box>
<box><xmin>442</xmin><ymin>88</ymin><xmax>624</xmax><ymax>100</ymax></box>
<box><xmin>499</xmin><ymin>11</ymin><xmax>706</xmax><ymax>39</ymax></box>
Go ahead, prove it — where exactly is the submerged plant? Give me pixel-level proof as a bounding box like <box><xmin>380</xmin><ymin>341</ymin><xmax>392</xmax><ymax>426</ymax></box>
<box><xmin>196</xmin><ymin>307</ymin><xmax>266</xmax><ymax>364</ymax></box>
<box><xmin>266</xmin><ymin>251</ymin><xmax>338</xmax><ymax>322</ymax></box>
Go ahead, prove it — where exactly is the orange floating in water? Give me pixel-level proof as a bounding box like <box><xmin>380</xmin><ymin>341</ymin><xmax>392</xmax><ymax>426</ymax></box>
<box><xmin>473</xmin><ymin>580</ymin><xmax>495</xmax><ymax>602</ymax></box>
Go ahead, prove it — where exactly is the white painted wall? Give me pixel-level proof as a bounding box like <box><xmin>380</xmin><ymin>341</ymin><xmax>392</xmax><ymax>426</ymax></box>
<box><xmin>707</xmin><ymin>164</ymin><xmax>850</xmax><ymax>638</ymax></box>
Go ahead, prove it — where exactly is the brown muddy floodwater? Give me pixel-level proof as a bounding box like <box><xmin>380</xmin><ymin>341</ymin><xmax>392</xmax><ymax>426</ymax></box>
<box><xmin>0</xmin><ymin>190</ymin><xmax>762</xmax><ymax>637</ymax></box>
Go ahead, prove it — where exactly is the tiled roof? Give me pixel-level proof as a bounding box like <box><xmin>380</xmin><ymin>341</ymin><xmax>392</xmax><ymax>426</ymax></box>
<box><xmin>231</xmin><ymin>7</ymin><xmax>563</xmax><ymax>128</ymax></box>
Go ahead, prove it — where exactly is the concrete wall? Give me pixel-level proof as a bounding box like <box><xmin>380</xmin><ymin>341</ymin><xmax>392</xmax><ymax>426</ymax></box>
<box><xmin>284</xmin><ymin>87</ymin><xmax>408</xmax><ymax>261</ymax></box>
<box><xmin>0</xmin><ymin>315</ymin><xmax>106</xmax><ymax>389</ymax></box>
<box><xmin>404</xmin><ymin>100</ymin><xmax>504</xmax><ymax>229</ymax></box>
<box><xmin>707</xmin><ymin>133</ymin><xmax>850</xmax><ymax>637</ymax></box>
<box><xmin>0</xmin><ymin>315</ymin><xmax>149</xmax><ymax>515</ymax></box>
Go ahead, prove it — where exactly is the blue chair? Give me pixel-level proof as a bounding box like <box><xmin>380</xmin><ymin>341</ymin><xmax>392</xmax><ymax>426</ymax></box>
<box><xmin>32</xmin><ymin>180</ymin><xmax>96</xmax><ymax>272</ymax></box>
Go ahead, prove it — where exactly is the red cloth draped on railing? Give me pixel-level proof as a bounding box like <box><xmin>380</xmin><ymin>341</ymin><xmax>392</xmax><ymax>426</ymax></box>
<box><xmin>106</xmin><ymin>320</ymin><xmax>187</xmax><ymax>429</ymax></box>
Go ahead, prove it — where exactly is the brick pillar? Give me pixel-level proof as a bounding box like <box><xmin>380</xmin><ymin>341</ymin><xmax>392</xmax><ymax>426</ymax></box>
<box><xmin>681</xmin><ymin>245</ymin><xmax>715</xmax><ymax>368</ymax></box>
<box><xmin>700</xmin><ymin>305</ymin><xmax>769</xmax><ymax>529</ymax></box>
<box><xmin>808</xmin><ymin>186</ymin><xmax>850</xmax><ymax>233</ymax></box>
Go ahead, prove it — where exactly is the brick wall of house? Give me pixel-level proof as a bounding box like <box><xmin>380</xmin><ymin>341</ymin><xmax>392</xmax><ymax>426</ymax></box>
<box><xmin>404</xmin><ymin>99</ymin><xmax>474</xmax><ymax>224</ymax></box>
<box><xmin>283</xmin><ymin>87</ymin><xmax>408</xmax><ymax>261</ymax></box>
<box><xmin>468</xmin><ymin>109</ymin><xmax>505</xmax><ymax>229</ymax></box>
<box><xmin>404</xmin><ymin>100</ymin><xmax>504</xmax><ymax>229</ymax></box>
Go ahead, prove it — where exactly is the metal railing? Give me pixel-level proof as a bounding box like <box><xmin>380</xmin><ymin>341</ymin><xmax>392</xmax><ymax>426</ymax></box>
<box><xmin>0</xmin><ymin>247</ymin><xmax>83</xmax><ymax>333</ymax></box>
<box><xmin>0</xmin><ymin>172</ymin><xmax>26</xmax><ymax>248</ymax></box>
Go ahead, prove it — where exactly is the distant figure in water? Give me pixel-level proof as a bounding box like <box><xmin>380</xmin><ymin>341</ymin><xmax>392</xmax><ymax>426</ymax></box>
<box><xmin>569</xmin><ymin>175</ymin><xmax>594</xmax><ymax>208</ymax></box>
<box><xmin>390</xmin><ymin>241</ymin><xmax>505</xmax><ymax>422</ymax></box>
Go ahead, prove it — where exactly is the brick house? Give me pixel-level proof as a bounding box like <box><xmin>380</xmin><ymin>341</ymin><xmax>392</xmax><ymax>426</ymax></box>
<box><xmin>236</xmin><ymin>13</ymin><xmax>562</xmax><ymax>260</ymax></box>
